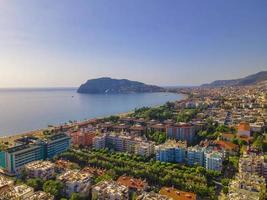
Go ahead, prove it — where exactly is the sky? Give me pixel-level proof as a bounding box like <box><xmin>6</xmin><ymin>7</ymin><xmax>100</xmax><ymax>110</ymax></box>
<box><xmin>0</xmin><ymin>0</ymin><xmax>267</xmax><ymax>87</ymax></box>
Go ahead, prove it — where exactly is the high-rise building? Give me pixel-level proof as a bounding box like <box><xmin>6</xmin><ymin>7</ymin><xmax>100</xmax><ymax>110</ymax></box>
<box><xmin>187</xmin><ymin>146</ymin><xmax>205</xmax><ymax>166</ymax></box>
<box><xmin>0</xmin><ymin>133</ymin><xmax>70</xmax><ymax>174</ymax></box>
<box><xmin>204</xmin><ymin>151</ymin><xmax>223</xmax><ymax>171</ymax></box>
<box><xmin>156</xmin><ymin>140</ymin><xmax>187</xmax><ymax>163</ymax></box>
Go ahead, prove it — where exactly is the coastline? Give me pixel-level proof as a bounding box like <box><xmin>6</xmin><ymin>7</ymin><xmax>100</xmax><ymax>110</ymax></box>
<box><xmin>0</xmin><ymin>92</ymin><xmax>187</xmax><ymax>146</ymax></box>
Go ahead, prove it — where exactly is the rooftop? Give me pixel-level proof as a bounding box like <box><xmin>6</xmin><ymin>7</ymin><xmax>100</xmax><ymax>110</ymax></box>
<box><xmin>159</xmin><ymin>187</ymin><xmax>197</xmax><ymax>200</ymax></box>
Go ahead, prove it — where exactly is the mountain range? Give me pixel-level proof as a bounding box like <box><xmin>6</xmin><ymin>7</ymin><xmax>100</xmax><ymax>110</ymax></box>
<box><xmin>77</xmin><ymin>77</ymin><xmax>164</xmax><ymax>94</ymax></box>
<box><xmin>201</xmin><ymin>71</ymin><xmax>267</xmax><ymax>87</ymax></box>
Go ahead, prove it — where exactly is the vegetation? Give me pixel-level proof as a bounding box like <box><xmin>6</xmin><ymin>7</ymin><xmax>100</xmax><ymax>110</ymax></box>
<box><xmin>58</xmin><ymin>149</ymin><xmax>218</xmax><ymax>199</ymax></box>
<box><xmin>26</xmin><ymin>178</ymin><xmax>44</xmax><ymax>191</ymax></box>
<box><xmin>176</xmin><ymin>109</ymin><xmax>198</xmax><ymax>123</ymax></box>
<box><xmin>43</xmin><ymin>180</ymin><xmax>63</xmax><ymax>199</ymax></box>
<box><xmin>145</xmin><ymin>131</ymin><xmax>166</xmax><ymax>144</ymax></box>
<box><xmin>131</xmin><ymin>103</ymin><xmax>174</xmax><ymax>121</ymax></box>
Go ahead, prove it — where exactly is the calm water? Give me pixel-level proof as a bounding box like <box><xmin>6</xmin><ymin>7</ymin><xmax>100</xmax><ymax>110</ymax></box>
<box><xmin>0</xmin><ymin>88</ymin><xmax>183</xmax><ymax>136</ymax></box>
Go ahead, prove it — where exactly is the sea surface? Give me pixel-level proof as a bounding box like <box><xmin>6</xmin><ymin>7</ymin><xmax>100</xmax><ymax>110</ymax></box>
<box><xmin>0</xmin><ymin>88</ymin><xmax>184</xmax><ymax>136</ymax></box>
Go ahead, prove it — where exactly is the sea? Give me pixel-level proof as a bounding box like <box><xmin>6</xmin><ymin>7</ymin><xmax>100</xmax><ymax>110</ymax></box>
<box><xmin>0</xmin><ymin>88</ymin><xmax>184</xmax><ymax>136</ymax></box>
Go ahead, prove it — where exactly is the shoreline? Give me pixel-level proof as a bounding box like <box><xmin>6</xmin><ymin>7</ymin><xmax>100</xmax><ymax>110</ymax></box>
<box><xmin>0</xmin><ymin>92</ymin><xmax>188</xmax><ymax>145</ymax></box>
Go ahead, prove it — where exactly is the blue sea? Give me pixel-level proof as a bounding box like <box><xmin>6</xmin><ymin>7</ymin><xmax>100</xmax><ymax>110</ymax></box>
<box><xmin>0</xmin><ymin>88</ymin><xmax>183</xmax><ymax>136</ymax></box>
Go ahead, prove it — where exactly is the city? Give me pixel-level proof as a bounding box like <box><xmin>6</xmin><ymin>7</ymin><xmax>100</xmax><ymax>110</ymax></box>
<box><xmin>0</xmin><ymin>80</ymin><xmax>266</xmax><ymax>200</ymax></box>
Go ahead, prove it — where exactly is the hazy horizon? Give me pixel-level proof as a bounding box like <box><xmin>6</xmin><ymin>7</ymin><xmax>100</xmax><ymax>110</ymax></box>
<box><xmin>0</xmin><ymin>0</ymin><xmax>267</xmax><ymax>87</ymax></box>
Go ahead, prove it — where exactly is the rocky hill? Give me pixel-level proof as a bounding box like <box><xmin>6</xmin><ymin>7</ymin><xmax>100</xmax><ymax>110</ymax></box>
<box><xmin>77</xmin><ymin>77</ymin><xmax>165</xmax><ymax>94</ymax></box>
<box><xmin>201</xmin><ymin>71</ymin><xmax>267</xmax><ymax>87</ymax></box>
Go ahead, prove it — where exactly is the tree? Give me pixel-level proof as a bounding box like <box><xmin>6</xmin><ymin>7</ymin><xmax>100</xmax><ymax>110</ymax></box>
<box><xmin>43</xmin><ymin>180</ymin><xmax>63</xmax><ymax>198</ymax></box>
<box><xmin>26</xmin><ymin>178</ymin><xmax>44</xmax><ymax>191</ymax></box>
<box><xmin>70</xmin><ymin>193</ymin><xmax>84</xmax><ymax>200</ymax></box>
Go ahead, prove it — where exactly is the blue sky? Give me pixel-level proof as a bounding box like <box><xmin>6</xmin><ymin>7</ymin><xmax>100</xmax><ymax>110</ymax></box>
<box><xmin>0</xmin><ymin>0</ymin><xmax>266</xmax><ymax>87</ymax></box>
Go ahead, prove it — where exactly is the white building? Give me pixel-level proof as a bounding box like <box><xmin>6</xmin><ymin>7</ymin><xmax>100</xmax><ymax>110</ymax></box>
<box><xmin>57</xmin><ymin>170</ymin><xmax>93</xmax><ymax>197</ymax></box>
<box><xmin>92</xmin><ymin>180</ymin><xmax>129</xmax><ymax>200</ymax></box>
<box><xmin>25</xmin><ymin>160</ymin><xmax>55</xmax><ymax>180</ymax></box>
<box><xmin>135</xmin><ymin>141</ymin><xmax>155</xmax><ymax>157</ymax></box>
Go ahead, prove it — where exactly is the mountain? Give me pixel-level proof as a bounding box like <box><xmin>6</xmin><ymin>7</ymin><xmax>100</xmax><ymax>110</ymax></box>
<box><xmin>77</xmin><ymin>77</ymin><xmax>165</xmax><ymax>94</ymax></box>
<box><xmin>201</xmin><ymin>71</ymin><xmax>267</xmax><ymax>87</ymax></box>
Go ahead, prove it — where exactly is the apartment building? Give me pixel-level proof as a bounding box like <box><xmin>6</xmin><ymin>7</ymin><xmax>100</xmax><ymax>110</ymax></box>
<box><xmin>135</xmin><ymin>141</ymin><xmax>155</xmax><ymax>157</ymax></box>
<box><xmin>204</xmin><ymin>151</ymin><xmax>223</xmax><ymax>172</ymax></box>
<box><xmin>92</xmin><ymin>180</ymin><xmax>129</xmax><ymax>200</ymax></box>
<box><xmin>25</xmin><ymin>160</ymin><xmax>55</xmax><ymax>180</ymax></box>
<box><xmin>57</xmin><ymin>170</ymin><xmax>93</xmax><ymax>197</ymax></box>
<box><xmin>166</xmin><ymin>123</ymin><xmax>196</xmax><ymax>144</ymax></box>
<box><xmin>70</xmin><ymin>131</ymin><xmax>96</xmax><ymax>147</ymax></box>
<box><xmin>187</xmin><ymin>145</ymin><xmax>205</xmax><ymax>166</ymax></box>
<box><xmin>156</xmin><ymin>140</ymin><xmax>187</xmax><ymax>163</ymax></box>
<box><xmin>0</xmin><ymin>174</ymin><xmax>13</xmax><ymax>195</ymax></box>
<box><xmin>237</xmin><ymin>122</ymin><xmax>251</xmax><ymax>137</ymax></box>
<box><xmin>92</xmin><ymin>134</ymin><xmax>106</xmax><ymax>149</ymax></box>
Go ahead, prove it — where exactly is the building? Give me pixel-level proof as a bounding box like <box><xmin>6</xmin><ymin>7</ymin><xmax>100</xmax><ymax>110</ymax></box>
<box><xmin>3</xmin><ymin>144</ymin><xmax>44</xmax><ymax>174</ymax></box>
<box><xmin>9</xmin><ymin>184</ymin><xmax>34</xmax><ymax>200</ymax></box>
<box><xmin>156</xmin><ymin>140</ymin><xmax>187</xmax><ymax>163</ymax></box>
<box><xmin>28</xmin><ymin>191</ymin><xmax>54</xmax><ymax>200</ymax></box>
<box><xmin>70</xmin><ymin>131</ymin><xmax>96</xmax><ymax>147</ymax></box>
<box><xmin>93</xmin><ymin>134</ymin><xmax>106</xmax><ymax>149</ymax></box>
<box><xmin>167</xmin><ymin>123</ymin><xmax>196</xmax><ymax>144</ymax></box>
<box><xmin>228</xmin><ymin>172</ymin><xmax>266</xmax><ymax>200</ymax></box>
<box><xmin>57</xmin><ymin>170</ymin><xmax>93</xmax><ymax>197</ymax></box>
<box><xmin>0</xmin><ymin>175</ymin><xmax>13</xmax><ymax>195</ymax></box>
<box><xmin>137</xmin><ymin>192</ymin><xmax>171</xmax><ymax>200</ymax></box>
<box><xmin>25</xmin><ymin>160</ymin><xmax>55</xmax><ymax>180</ymax></box>
<box><xmin>159</xmin><ymin>187</ymin><xmax>197</xmax><ymax>200</ymax></box>
<box><xmin>187</xmin><ymin>145</ymin><xmax>205</xmax><ymax>166</ymax></box>
<box><xmin>204</xmin><ymin>151</ymin><xmax>223</xmax><ymax>171</ymax></box>
<box><xmin>44</xmin><ymin>133</ymin><xmax>71</xmax><ymax>159</ymax></box>
<box><xmin>117</xmin><ymin>176</ymin><xmax>147</xmax><ymax>193</ymax></box>
<box><xmin>239</xmin><ymin>153</ymin><xmax>266</xmax><ymax>179</ymax></box>
<box><xmin>135</xmin><ymin>141</ymin><xmax>155</xmax><ymax>157</ymax></box>
<box><xmin>237</xmin><ymin>122</ymin><xmax>251</xmax><ymax>137</ymax></box>
<box><xmin>0</xmin><ymin>133</ymin><xmax>70</xmax><ymax>174</ymax></box>
<box><xmin>92</xmin><ymin>180</ymin><xmax>129</xmax><ymax>200</ymax></box>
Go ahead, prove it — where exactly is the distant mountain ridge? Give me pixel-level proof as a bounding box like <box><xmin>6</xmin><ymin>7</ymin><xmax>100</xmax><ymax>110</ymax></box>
<box><xmin>77</xmin><ymin>77</ymin><xmax>164</xmax><ymax>94</ymax></box>
<box><xmin>201</xmin><ymin>71</ymin><xmax>267</xmax><ymax>87</ymax></box>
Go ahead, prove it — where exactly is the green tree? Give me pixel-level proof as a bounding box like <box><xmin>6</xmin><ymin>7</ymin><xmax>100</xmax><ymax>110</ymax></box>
<box><xmin>26</xmin><ymin>178</ymin><xmax>44</xmax><ymax>191</ymax></box>
<box><xmin>70</xmin><ymin>193</ymin><xmax>84</xmax><ymax>200</ymax></box>
<box><xmin>43</xmin><ymin>180</ymin><xmax>63</xmax><ymax>198</ymax></box>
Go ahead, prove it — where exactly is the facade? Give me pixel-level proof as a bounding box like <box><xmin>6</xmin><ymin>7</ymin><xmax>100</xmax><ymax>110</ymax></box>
<box><xmin>135</xmin><ymin>141</ymin><xmax>155</xmax><ymax>157</ymax></box>
<box><xmin>92</xmin><ymin>180</ymin><xmax>129</xmax><ymax>200</ymax></box>
<box><xmin>57</xmin><ymin>170</ymin><xmax>93</xmax><ymax>197</ymax></box>
<box><xmin>4</xmin><ymin>144</ymin><xmax>44</xmax><ymax>174</ymax></box>
<box><xmin>70</xmin><ymin>131</ymin><xmax>96</xmax><ymax>147</ymax></box>
<box><xmin>156</xmin><ymin>140</ymin><xmax>187</xmax><ymax>163</ymax></box>
<box><xmin>25</xmin><ymin>160</ymin><xmax>55</xmax><ymax>180</ymax></box>
<box><xmin>167</xmin><ymin>123</ymin><xmax>196</xmax><ymax>144</ymax></box>
<box><xmin>93</xmin><ymin>134</ymin><xmax>106</xmax><ymax>149</ymax></box>
<box><xmin>1</xmin><ymin>133</ymin><xmax>70</xmax><ymax>174</ymax></box>
<box><xmin>204</xmin><ymin>151</ymin><xmax>223</xmax><ymax>171</ymax></box>
<box><xmin>187</xmin><ymin>146</ymin><xmax>205</xmax><ymax>166</ymax></box>
<box><xmin>45</xmin><ymin>133</ymin><xmax>71</xmax><ymax>159</ymax></box>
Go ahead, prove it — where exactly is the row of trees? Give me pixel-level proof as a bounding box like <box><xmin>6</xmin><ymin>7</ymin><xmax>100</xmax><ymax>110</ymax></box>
<box><xmin>58</xmin><ymin>149</ymin><xmax>218</xmax><ymax>199</ymax></box>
